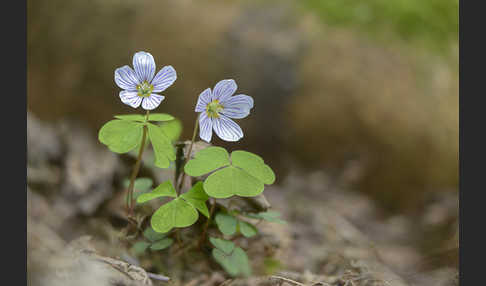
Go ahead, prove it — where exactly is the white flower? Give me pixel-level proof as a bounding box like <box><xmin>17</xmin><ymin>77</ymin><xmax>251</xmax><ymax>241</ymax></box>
<box><xmin>195</xmin><ymin>79</ymin><xmax>254</xmax><ymax>142</ymax></box>
<box><xmin>114</xmin><ymin>51</ymin><xmax>177</xmax><ymax>110</ymax></box>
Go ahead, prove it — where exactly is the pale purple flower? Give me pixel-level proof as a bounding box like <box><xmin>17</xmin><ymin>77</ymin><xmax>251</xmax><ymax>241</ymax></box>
<box><xmin>195</xmin><ymin>79</ymin><xmax>254</xmax><ymax>142</ymax></box>
<box><xmin>114</xmin><ymin>51</ymin><xmax>177</xmax><ymax>110</ymax></box>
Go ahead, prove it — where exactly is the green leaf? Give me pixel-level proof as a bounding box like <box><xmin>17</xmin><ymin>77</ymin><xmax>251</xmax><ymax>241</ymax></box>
<box><xmin>246</xmin><ymin>211</ymin><xmax>287</xmax><ymax>224</ymax></box>
<box><xmin>147</xmin><ymin>123</ymin><xmax>176</xmax><ymax>169</ymax></box>
<box><xmin>136</xmin><ymin>181</ymin><xmax>176</xmax><ymax>204</ymax></box>
<box><xmin>232</xmin><ymin>247</ymin><xmax>251</xmax><ymax>277</ymax></box>
<box><xmin>184</xmin><ymin>147</ymin><xmax>230</xmax><ymax>177</ymax></box>
<box><xmin>114</xmin><ymin>113</ymin><xmax>174</xmax><ymax>122</ymax></box>
<box><xmin>149</xmin><ymin>238</ymin><xmax>173</xmax><ymax>250</ymax></box>
<box><xmin>212</xmin><ymin>247</ymin><xmax>251</xmax><ymax>277</ymax></box>
<box><xmin>180</xmin><ymin>182</ymin><xmax>209</xmax><ymax>217</ymax></box>
<box><xmin>238</xmin><ymin>221</ymin><xmax>258</xmax><ymax>238</ymax></box>
<box><xmin>215</xmin><ymin>212</ymin><xmax>238</xmax><ymax>235</ymax></box>
<box><xmin>209</xmin><ymin>237</ymin><xmax>235</xmax><ymax>254</ymax></box>
<box><xmin>160</xmin><ymin>119</ymin><xmax>182</xmax><ymax>142</ymax></box>
<box><xmin>204</xmin><ymin>166</ymin><xmax>264</xmax><ymax>198</ymax></box>
<box><xmin>212</xmin><ymin>248</ymin><xmax>239</xmax><ymax>276</ymax></box>
<box><xmin>231</xmin><ymin>151</ymin><xmax>275</xmax><ymax>184</ymax></box>
<box><xmin>147</xmin><ymin>113</ymin><xmax>175</xmax><ymax>122</ymax></box>
<box><xmin>151</xmin><ymin>198</ymin><xmax>199</xmax><ymax>233</ymax></box>
<box><xmin>131</xmin><ymin>241</ymin><xmax>150</xmax><ymax>255</ymax></box>
<box><xmin>98</xmin><ymin>120</ymin><xmax>143</xmax><ymax>154</ymax></box>
<box><xmin>143</xmin><ymin>226</ymin><xmax>168</xmax><ymax>242</ymax></box>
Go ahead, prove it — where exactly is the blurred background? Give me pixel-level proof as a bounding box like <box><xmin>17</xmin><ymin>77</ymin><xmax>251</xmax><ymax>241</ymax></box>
<box><xmin>27</xmin><ymin>0</ymin><xmax>458</xmax><ymax>284</ymax></box>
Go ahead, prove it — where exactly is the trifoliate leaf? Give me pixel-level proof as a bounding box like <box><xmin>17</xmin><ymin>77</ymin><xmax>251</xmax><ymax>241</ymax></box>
<box><xmin>98</xmin><ymin>120</ymin><xmax>143</xmax><ymax>154</ymax></box>
<box><xmin>184</xmin><ymin>147</ymin><xmax>230</xmax><ymax>177</ymax></box>
<box><xmin>215</xmin><ymin>212</ymin><xmax>238</xmax><ymax>235</ymax></box>
<box><xmin>231</xmin><ymin>151</ymin><xmax>275</xmax><ymax>184</ymax></box>
<box><xmin>143</xmin><ymin>226</ymin><xmax>168</xmax><ymax>242</ymax></box>
<box><xmin>180</xmin><ymin>182</ymin><xmax>209</xmax><ymax>217</ymax></box>
<box><xmin>238</xmin><ymin>221</ymin><xmax>258</xmax><ymax>238</ymax></box>
<box><xmin>209</xmin><ymin>237</ymin><xmax>235</xmax><ymax>254</ymax></box>
<box><xmin>160</xmin><ymin>119</ymin><xmax>182</xmax><ymax>142</ymax></box>
<box><xmin>151</xmin><ymin>198</ymin><xmax>199</xmax><ymax>233</ymax></box>
<box><xmin>147</xmin><ymin>123</ymin><xmax>176</xmax><ymax>169</ymax></box>
<box><xmin>149</xmin><ymin>238</ymin><xmax>173</xmax><ymax>250</ymax></box>
<box><xmin>204</xmin><ymin>166</ymin><xmax>264</xmax><ymax>198</ymax></box>
<box><xmin>131</xmin><ymin>241</ymin><xmax>150</xmax><ymax>255</ymax></box>
<box><xmin>136</xmin><ymin>181</ymin><xmax>176</xmax><ymax>204</ymax></box>
<box><xmin>114</xmin><ymin>113</ymin><xmax>174</xmax><ymax>122</ymax></box>
<box><xmin>212</xmin><ymin>247</ymin><xmax>251</xmax><ymax>277</ymax></box>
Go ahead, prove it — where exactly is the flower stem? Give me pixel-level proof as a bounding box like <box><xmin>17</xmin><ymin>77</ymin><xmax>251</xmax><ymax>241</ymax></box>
<box><xmin>198</xmin><ymin>198</ymin><xmax>216</xmax><ymax>249</ymax></box>
<box><xmin>176</xmin><ymin>114</ymin><xmax>199</xmax><ymax>196</ymax></box>
<box><xmin>126</xmin><ymin>110</ymin><xmax>150</xmax><ymax>217</ymax></box>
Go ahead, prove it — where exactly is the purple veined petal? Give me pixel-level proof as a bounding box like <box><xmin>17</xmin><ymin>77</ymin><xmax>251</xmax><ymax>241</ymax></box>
<box><xmin>120</xmin><ymin>90</ymin><xmax>143</xmax><ymax>108</ymax></box>
<box><xmin>212</xmin><ymin>115</ymin><xmax>243</xmax><ymax>142</ymax></box>
<box><xmin>152</xmin><ymin>65</ymin><xmax>177</xmax><ymax>92</ymax></box>
<box><xmin>195</xmin><ymin>88</ymin><xmax>212</xmax><ymax>112</ymax></box>
<box><xmin>141</xmin><ymin>94</ymin><xmax>165</xmax><ymax>110</ymax></box>
<box><xmin>115</xmin><ymin>65</ymin><xmax>139</xmax><ymax>91</ymax></box>
<box><xmin>133</xmin><ymin>51</ymin><xmax>156</xmax><ymax>83</ymax></box>
<box><xmin>198</xmin><ymin>112</ymin><xmax>213</xmax><ymax>142</ymax></box>
<box><xmin>220</xmin><ymin>94</ymin><xmax>254</xmax><ymax>119</ymax></box>
<box><xmin>211</xmin><ymin>79</ymin><xmax>237</xmax><ymax>102</ymax></box>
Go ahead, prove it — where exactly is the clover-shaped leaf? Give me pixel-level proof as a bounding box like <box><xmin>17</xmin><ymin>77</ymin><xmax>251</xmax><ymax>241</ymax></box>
<box><xmin>211</xmin><ymin>238</ymin><xmax>251</xmax><ymax>277</ymax></box>
<box><xmin>184</xmin><ymin>148</ymin><xmax>275</xmax><ymax>199</ymax></box>
<box><xmin>184</xmin><ymin>147</ymin><xmax>230</xmax><ymax>177</ymax></box>
<box><xmin>143</xmin><ymin>226</ymin><xmax>168</xmax><ymax>242</ymax></box>
<box><xmin>98</xmin><ymin>120</ymin><xmax>143</xmax><ymax>153</ymax></box>
<box><xmin>115</xmin><ymin>113</ymin><xmax>175</xmax><ymax>122</ymax></box>
<box><xmin>160</xmin><ymin>119</ymin><xmax>182</xmax><ymax>142</ymax></box>
<box><xmin>209</xmin><ymin>237</ymin><xmax>235</xmax><ymax>254</ymax></box>
<box><xmin>151</xmin><ymin>198</ymin><xmax>198</xmax><ymax>233</ymax></box>
<box><xmin>231</xmin><ymin>151</ymin><xmax>275</xmax><ymax>184</ymax></box>
<box><xmin>180</xmin><ymin>182</ymin><xmax>209</xmax><ymax>217</ymax></box>
<box><xmin>149</xmin><ymin>238</ymin><xmax>174</xmax><ymax>250</ymax></box>
<box><xmin>147</xmin><ymin>123</ymin><xmax>176</xmax><ymax>169</ymax></box>
<box><xmin>137</xmin><ymin>181</ymin><xmax>176</xmax><ymax>204</ymax></box>
<box><xmin>215</xmin><ymin>212</ymin><xmax>238</xmax><ymax>235</ymax></box>
<box><xmin>238</xmin><ymin>221</ymin><xmax>258</xmax><ymax>238</ymax></box>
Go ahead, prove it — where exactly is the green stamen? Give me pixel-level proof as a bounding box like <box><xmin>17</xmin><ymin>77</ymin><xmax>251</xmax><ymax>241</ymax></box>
<box><xmin>137</xmin><ymin>81</ymin><xmax>154</xmax><ymax>98</ymax></box>
<box><xmin>206</xmin><ymin>100</ymin><xmax>224</xmax><ymax>118</ymax></box>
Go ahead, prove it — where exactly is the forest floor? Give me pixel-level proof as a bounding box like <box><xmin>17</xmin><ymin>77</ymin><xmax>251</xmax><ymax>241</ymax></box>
<box><xmin>27</xmin><ymin>113</ymin><xmax>458</xmax><ymax>286</ymax></box>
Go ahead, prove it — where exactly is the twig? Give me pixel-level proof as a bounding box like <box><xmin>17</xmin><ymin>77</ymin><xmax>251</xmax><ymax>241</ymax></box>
<box><xmin>147</xmin><ymin>272</ymin><xmax>170</xmax><ymax>282</ymax></box>
<box><xmin>270</xmin><ymin>275</ymin><xmax>307</xmax><ymax>286</ymax></box>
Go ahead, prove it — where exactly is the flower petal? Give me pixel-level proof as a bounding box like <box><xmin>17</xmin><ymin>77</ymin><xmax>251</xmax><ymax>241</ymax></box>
<box><xmin>220</xmin><ymin>94</ymin><xmax>254</xmax><ymax>119</ymax></box>
<box><xmin>120</xmin><ymin>91</ymin><xmax>142</xmax><ymax>108</ymax></box>
<box><xmin>198</xmin><ymin>112</ymin><xmax>213</xmax><ymax>142</ymax></box>
<box><xmin>152</xmin><ymin>65</ymin><xmax>177</xmax><ymax>92</ymax></box>
<box><xmin>133</xmin><ymin>51</ymin><xmax>156</xmax><ymax>83</ymax></box>
<box><xmin>115</xmin><ymin>66</ymin><xmax>139</xmax><ymax>91</ymax></box>
<box><xmin>212</xmin><ymin>79</ymin><xmax>237</xmax><ymax>102</ymax></box>
<box><xmin>195</xmin><ymin>88</ymin><xmax>212</xmax><ymax>112</ymax></box>
<box><xmin>141</xmin><ymin>94</ymin><xmax>165</xmax><ymax>110</ymax></box>
<box><xmin>212</xmin><ymin>115</ymin><xmax>243</xmax><ymax>142</ymax></box>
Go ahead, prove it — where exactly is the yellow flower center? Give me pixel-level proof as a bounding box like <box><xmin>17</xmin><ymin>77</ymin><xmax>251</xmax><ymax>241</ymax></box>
<box><xmin>206</xmin><ymin>100</ymin><xmax>224</xmax><ymax>118</ymax></box>
<box><xmin>137</xmin><ymin>81</ymin><xmax>153</xmax><ymax>98</ymax></box>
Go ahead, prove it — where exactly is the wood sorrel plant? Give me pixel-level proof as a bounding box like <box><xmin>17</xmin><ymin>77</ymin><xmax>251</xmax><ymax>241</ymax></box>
<box><xmin>98</xmin><ymin>51</ymin><xmax>281</xmax><ymax>277</ymax></box>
